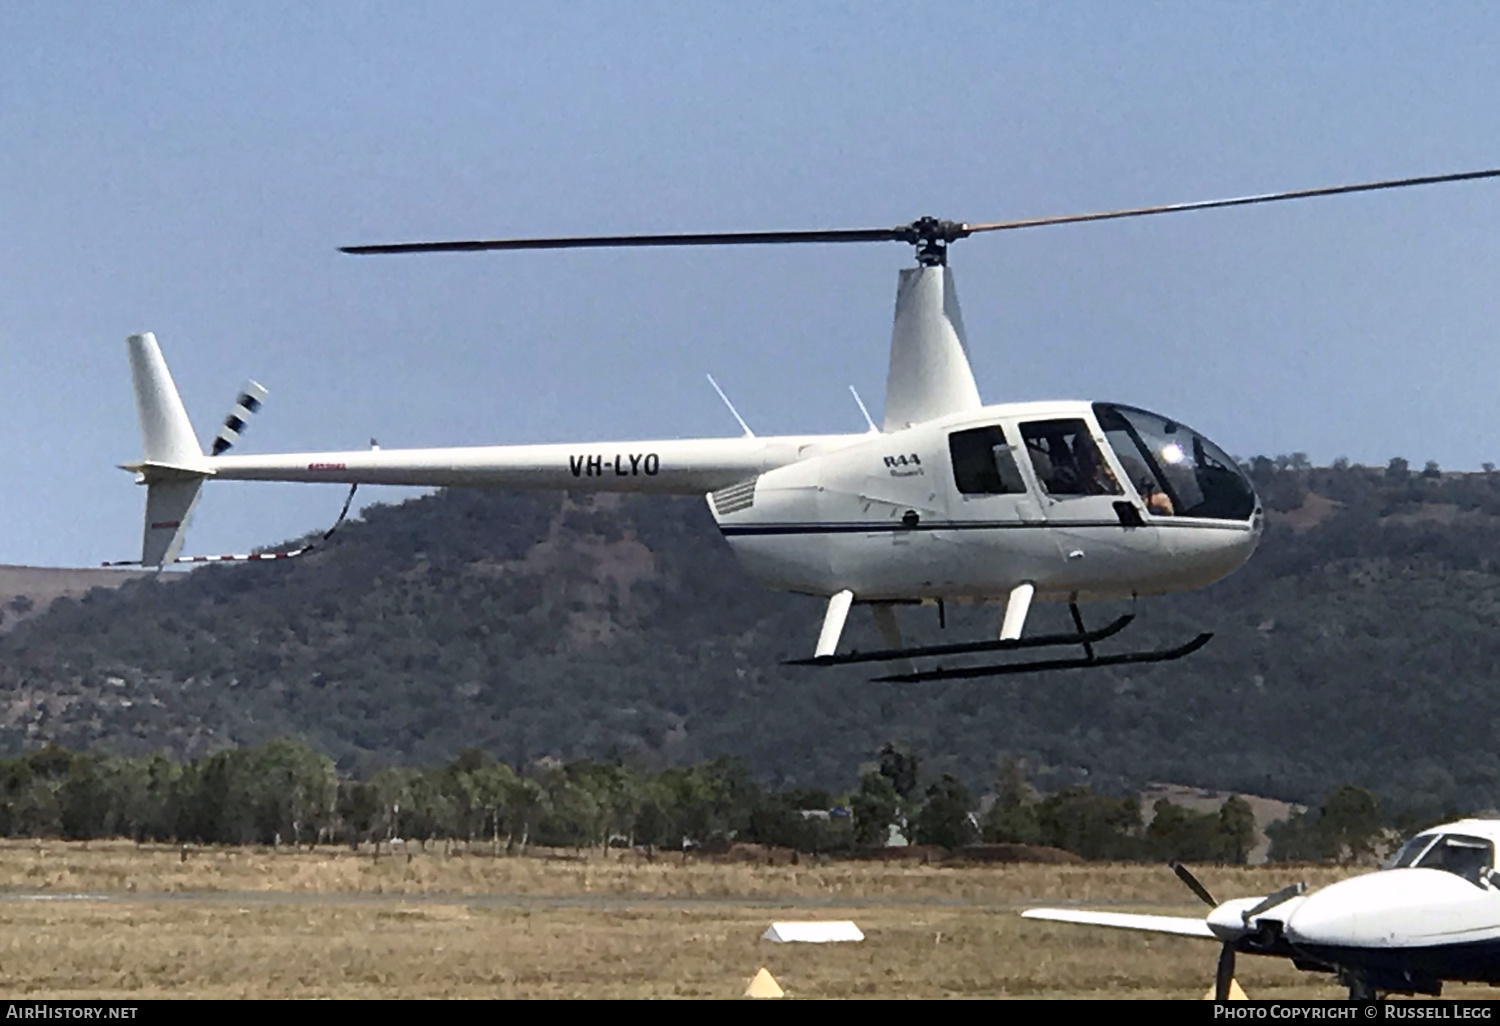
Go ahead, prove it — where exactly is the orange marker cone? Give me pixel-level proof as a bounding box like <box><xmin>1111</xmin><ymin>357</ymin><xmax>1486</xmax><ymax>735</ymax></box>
<box><xmin>1202</xmin><ymin>979</ymin><xmax>1248</xmax><ymax>1000</ymax></box>
<box><xmin>745</xmin><ymin>967</ymin><xmax>785</xmax><ymax>998</ymax></box>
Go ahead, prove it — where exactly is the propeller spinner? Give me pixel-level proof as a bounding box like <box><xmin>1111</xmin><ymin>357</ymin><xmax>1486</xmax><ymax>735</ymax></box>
<box><xmin>1171</xmin><ymin>861</ymin><xmax>1305</xmax><ymax>1001</ymax></box>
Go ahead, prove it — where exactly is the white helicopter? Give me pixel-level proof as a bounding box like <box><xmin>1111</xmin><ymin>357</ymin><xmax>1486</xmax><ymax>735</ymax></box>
<box><xmin>118</xmin><ymin>169</ymin><xmax>1500</xmax><ymax>679</ymax></box>
<box><xmin>1024</xmin><ymin>818</ymin><xmax>1500</xmax><ymax>1000</ymax></box>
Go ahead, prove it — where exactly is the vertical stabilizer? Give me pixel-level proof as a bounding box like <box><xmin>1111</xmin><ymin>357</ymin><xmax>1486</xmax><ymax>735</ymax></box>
<box><xmin>125</xmin><ymin>333</ymin><xmax>207</xmax><ymax>567</ymax></box>
<box><xmin>141</xmin><ymin>476</ymin><xmax>204</xmax><ymax>568</ymax></box>
<box><xmin>127</xmin><ymin>332</ymin><xmax>203</xmax><ymax>467</ymax></box>
<box><xmin>881</xmin><ymin>266</ymin><xmax>982</xmax><ymax>431</ymax></box>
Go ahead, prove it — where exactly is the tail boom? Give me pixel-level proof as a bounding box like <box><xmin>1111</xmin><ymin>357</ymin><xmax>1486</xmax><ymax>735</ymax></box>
<box><xmin>205</xmin><ymin>435</ymin><xmax>866</xmax><ymax>494</ymax></box>
<box><xmin>123</xmin><ymin>333</ymin><xmax>868</xmax><ymax>567</ymax></box>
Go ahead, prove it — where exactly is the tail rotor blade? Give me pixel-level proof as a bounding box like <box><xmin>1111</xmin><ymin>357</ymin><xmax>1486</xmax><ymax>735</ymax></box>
<box><xmin>211</xmin><ymin>381</ymin><xmax>267</xmax><ymax>457</ymax></box>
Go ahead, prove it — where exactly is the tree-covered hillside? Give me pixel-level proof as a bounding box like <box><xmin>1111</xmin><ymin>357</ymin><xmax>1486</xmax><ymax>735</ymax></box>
<box><xmin>4</xmin><ymin>456</ymin><xmax>1500</xmax><ymax>816</ymax></box>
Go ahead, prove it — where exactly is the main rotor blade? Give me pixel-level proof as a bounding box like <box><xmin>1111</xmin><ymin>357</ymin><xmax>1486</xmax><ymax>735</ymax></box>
<box><xmin>963</xmin><ymin>167</ymin><xmax>1500</xmax><ymax>234</ymax></box>
<box><xmin>341</xmin><ymin>226</ymin><xmax>906</xmax><ymax>255</ymax></box>
<box><xmin>341</xmin><ymin>167</ymin><xmax>1500</xmax><ymax>257</ymax></box>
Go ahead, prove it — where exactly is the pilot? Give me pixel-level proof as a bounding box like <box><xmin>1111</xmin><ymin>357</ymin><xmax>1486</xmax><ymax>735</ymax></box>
<box><xmin>1116</xmin><ymin>451</ymin><xmax>1175</xmax><ymax>515</ymax></box>
<box><xmin>1431</xmin><ymin>838</ymin><xmax>1491</xmax><ymax>886</ymax></box>
<box><xmin>1141</xmin><ymin>480</ymin><xmax>1175</xmax><ymax>516</ymax></box>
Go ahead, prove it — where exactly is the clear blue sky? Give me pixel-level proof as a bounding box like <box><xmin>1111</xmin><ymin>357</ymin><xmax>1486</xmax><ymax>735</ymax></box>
<box><xmin>4</xmin><ymin>2</ymin><xmax>1499</xmax><ymax>567</ymax></box>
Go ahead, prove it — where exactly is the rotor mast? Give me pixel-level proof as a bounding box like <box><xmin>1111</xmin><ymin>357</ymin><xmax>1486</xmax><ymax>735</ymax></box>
<box><xmin>884</xmin><ymin>263</ymin><xmax>980</xmax><ymax>430</ymax></box>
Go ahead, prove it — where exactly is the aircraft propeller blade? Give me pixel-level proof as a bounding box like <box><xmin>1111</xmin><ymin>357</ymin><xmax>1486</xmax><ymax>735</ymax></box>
<box><xmin>341</xmin><ymin>168</ymin><xmax>1500</xmax><ymax>257</ymax></box>
<box><xmin>1214</xmin><ymin>943</ymin><xmax>1236</xmax><ymax>1002</ymax></box>
<box><xmin>1240</xmin><ymin>882</ymin><xmax>1306</xmax><ymax>925</ymax></box>
<box><xmin>1170</xmin><ymin>860</ymin><xmax>1243</xmax><ymax>1001</ymax></box>
<box><xmin>1170</xmin><ymin>860</ymin><xmax>1218</xmax><ymax>908</ymax></box>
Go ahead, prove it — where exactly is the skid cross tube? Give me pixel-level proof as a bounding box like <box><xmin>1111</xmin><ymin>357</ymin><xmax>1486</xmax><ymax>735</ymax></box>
<box><xmin>783</xmin><ymin>614</ymin><xmax>1134</xmax><ymax>667</ymax></box>
<box><xmin>869</xmin><ymin>632</ymin><xmax>1213</xmax><ymax>682</ymax></box>
<box><xmin>1069</xmin><ymin>602</ymin><xmax>1094</xmax><ymax>660</ymax></box>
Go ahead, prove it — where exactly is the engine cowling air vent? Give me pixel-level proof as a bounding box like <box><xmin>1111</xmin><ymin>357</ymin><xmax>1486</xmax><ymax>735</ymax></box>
<box><xmin>711</xmin><ymin>478</ymin><xmax>758</xmax><ymax>516</ymax></box>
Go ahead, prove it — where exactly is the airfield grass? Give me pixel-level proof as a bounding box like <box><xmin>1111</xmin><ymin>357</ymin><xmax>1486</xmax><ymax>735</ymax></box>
<box><xmin>0</xmin><ymin>840</ymin><xmax>1493</xmax><ymax>1000</ymax></box>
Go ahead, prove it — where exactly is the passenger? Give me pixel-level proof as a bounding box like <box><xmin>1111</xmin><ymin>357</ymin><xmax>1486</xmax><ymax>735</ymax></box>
<box><xmin>1033</xmin><ymin>435</ymin><xmax>1095</xmax><ymax>496</ymax></box>
<box><xmin>1028</xmin><ymin>444</ymin><xmax>1058</xmax><ymax>492</ymax></box>
<box><xmin>1076</xmin><ymin>440</ymin><xmax>1122</xmax><ymax>496</ymax></box>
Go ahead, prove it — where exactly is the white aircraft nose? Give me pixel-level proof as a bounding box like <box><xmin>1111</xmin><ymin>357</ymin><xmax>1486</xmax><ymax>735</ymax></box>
<box><xmin>1283</xmin><ymin>888</ymin><xmax>1360</xmax><ymax>946</ymax></box>
<box><xmin>1285</xmin><ymin>869</ymin><xmax>1497</xmax><ymax>948</ymax></box>
<box><xmin>1154</xmin><ymin>522</ymin><xmax>1260</xmax><ymax>594</ymax></box>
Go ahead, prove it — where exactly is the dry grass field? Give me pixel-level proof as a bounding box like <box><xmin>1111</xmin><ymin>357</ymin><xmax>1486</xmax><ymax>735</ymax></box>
<box><xmin>0</xmin><ymin>840</ymin><xmax>1493</xmax><ymax>1000</ymax></box>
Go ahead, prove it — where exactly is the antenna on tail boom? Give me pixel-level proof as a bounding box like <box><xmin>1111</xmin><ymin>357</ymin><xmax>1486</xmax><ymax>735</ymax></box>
<box><xmin>706</xmin><ymin>374</ymin><xmax>755</xmax><ymax>437</ymax></box>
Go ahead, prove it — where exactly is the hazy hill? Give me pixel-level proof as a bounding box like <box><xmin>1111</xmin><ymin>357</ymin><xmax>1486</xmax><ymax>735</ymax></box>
<box><xmin>0</xmin><ymin>565</ymin><xmax>150</xmax><ymax>633</ymax></box>
<box><xmin>4</xmin><ymin>457</ymin><xmax>1500</xmax><ymax>815</ymax></box>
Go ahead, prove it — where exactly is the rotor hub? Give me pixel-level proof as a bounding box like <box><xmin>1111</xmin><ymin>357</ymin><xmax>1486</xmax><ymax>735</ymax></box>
<box><xmin>896</xmin><ymin>216</ymin><xmax>970</xmax><ymax>266</ymax></box>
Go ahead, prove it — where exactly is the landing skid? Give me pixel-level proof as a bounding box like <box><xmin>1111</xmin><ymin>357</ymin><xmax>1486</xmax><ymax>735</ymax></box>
<box><xmin>868</xmin><ymin>631</ymin><xmax>1212</xmax><ymax>682</ymax></box>
<box><xmin>784</xmin><ymin>614</ymin><xmax>1134</xmax><ymax>667</ymax></box>
<box><xmin>787</xmin><ymin>598</ymin><xmax>1211</xmax><ymax>681</ymax></box>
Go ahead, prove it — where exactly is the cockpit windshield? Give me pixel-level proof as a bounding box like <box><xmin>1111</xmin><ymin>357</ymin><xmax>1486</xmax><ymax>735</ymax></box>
<box><xmin>1385</xmin><ymin>833</ymin><xmax>1494</xmax><ymax>885</ymax></box>
<box><xmin>1387</xmin><ymin>833</ymin><xmax>1440</xmax><ymax>869</ymax></box>
<box><xmin>1093</xmin><ymin>404</ymin><xmax>1258</xmax><ymax>521</ymax></box>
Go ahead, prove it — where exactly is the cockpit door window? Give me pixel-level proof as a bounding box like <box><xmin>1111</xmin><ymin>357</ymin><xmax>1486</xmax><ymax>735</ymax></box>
<box><xmin>1387</xmin><ymin>833</ymin><xmax>1440</xmax><ymax>869</ymax></box>
<box><xmin>1397</xmin><ymin>833</ymin><xmax>1495</xmax><ymax>886</ymax></box>
<box><xmin>1018</xmin><ymin>419</ymin><xmax>1122</xmax><ymax>499</ymax></box>
<box><xmin>949</xmin><ymin>425</ymin><xmax>1028</xmax><ymax>495</ymax></box>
